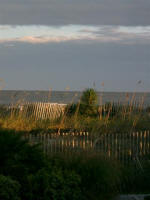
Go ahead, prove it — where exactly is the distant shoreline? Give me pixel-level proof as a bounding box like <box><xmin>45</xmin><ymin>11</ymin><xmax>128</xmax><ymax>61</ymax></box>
<box><xmin>1</xmin><ymin>90</ymin><xmax>150</xmax><ymax>94</ymax></box>
<box><xmin>0</xmin><ymin>90</ymin><xmax>150</xmax><ymax>106</ymax></box>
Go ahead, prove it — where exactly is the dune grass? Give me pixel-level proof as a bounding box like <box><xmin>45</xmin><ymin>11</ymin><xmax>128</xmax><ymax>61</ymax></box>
<box><xmin>0</xmin><ymin>102</ymin><xmax>150</xmax><ymax>135</ymax></box>
<box><xmin>0</xmin><ymin>88</ymin><xmax>149</xmax><ymax>135</ymax></box>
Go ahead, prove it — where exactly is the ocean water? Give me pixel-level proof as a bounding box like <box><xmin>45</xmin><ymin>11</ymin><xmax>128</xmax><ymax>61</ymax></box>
<box><xmin>0</xmin><ymin>90</ymin><xmax>150</xmax><ymax>107</ymax></box>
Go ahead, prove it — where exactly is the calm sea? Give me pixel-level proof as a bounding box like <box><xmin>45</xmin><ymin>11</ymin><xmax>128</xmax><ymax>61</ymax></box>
<box><xmin>0</xmin><ymin>90</ymin><xmax>150</xmax><ymax>107</ymax></box>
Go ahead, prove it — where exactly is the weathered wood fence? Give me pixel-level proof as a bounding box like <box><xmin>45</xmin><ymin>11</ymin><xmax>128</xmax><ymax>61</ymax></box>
<box><xmin>24</xmin><ymin>130</ymin><xmax>150</xmax><ymax>164</ymax></box>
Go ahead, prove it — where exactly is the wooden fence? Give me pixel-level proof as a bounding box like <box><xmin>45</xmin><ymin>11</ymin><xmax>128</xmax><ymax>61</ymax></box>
<box><xmin>5</xmin><ymin>102</ymin><xmax>67</xmax><ymax>120</ymax></box>
<box><xmin>1</xmin><ymin>100</ymin><xmax>149</xmax><ymax>120</ymax></box>
<box><xmin>24</xmin><ymin>130</ymin><xmax>150</xmax><ymax>165</ymax></box>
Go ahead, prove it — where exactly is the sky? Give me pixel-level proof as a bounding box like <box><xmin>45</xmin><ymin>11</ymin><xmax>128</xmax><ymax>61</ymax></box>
<box><xmin>0</xmin><ymin>0</ymin><xmax>150</xmax><ymax>92</ymax></box>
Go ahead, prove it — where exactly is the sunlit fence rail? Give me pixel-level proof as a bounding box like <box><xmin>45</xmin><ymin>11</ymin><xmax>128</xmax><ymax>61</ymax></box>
<box><xmin>24</xmin><ymin>130</ymin><xmax>150</xmax><ymax>164</ymax></box>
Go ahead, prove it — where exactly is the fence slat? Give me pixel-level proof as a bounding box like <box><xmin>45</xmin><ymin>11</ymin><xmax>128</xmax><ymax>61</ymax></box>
<box><xmin>25</xmin><ymin>130</ymin><xmax>150</xmax><ymax>165</ymax></box>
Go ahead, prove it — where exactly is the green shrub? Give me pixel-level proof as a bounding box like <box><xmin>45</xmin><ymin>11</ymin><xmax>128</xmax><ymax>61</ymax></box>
<box><xmin>0</xmin><ymin>175</ymin><xmax>20</xmax><ymax>200</ymax></box>
<box><xmin>49</xmin><ymin>152</ymin><xmax>121</xmax><ymax>200</ymax></box>
<box><xmin>27</xmin><ymin>168</ymin><xmax>82</xmax><ymax>200</ymax></box>
<box><xmin>0</xmin><ymin>129</ymin><xmax>48</xmax><ymax>199</ymax></box>
<box><xmin>0</xmin><ymin>130</ymin><xmax>46</xmax><ymax>174</ymax></box>
<box><xmin>0</xmin><ymin>130</ymin><xmax>83</xmax><ymax>200</ymax></box>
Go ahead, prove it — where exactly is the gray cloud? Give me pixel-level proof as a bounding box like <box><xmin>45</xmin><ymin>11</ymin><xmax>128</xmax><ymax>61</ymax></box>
<box><xmin>0</xmin><ymin>0</ymin><xmax>150</xmax><ymax>26</ymax></box>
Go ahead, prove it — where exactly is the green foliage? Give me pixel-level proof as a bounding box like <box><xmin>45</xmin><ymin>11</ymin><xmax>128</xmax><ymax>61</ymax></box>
<box><xmin>79</xmin><ymin>88</ymin><xmax>98</xmax><ymax>116</ymax></box>
<box><xmin>0</xmin><ymin>175</ymin><xmax>20</xmax><ymax>200</ymax></box>
<box><xmin>67</xmin><ymin>88</ymin><xmax>98</xmax><ymax>117</ymax></box>
<box><xmin>2</xmin><ymin>128</ymin><xmax>150</xmax><ymax>199</ymax></box>
<box><xmin>27</xmin><ymin>168</ymin><xmax>82</xmax><ymax>200</ymax></box>
<box><xmin>0</xmin><ymin>129</ymin><xmax>48</xmax><ymax>199</ymax></box>
<box><xmin>49</xmin><ymin>152</ymin><xmax>121</xmax><ymax>200</ymax></box>
<box><xmin>81</xmin><ymin>88</ymin><xmax>98</xmax><ymax>106</ymax></box>
<box><xmin>0</xmin><ymin>130</ymin><xmax>46</xmax><ymax>175</ymax></box>
<box><xmin>0</xmin><ymin>129</ymin><xmax>122</xmax><ymax>200</ymax></box>
<box><xmin>0</xmin><ymin>130</ymin><xmax>83</xmax><ymax>200</ymax></box>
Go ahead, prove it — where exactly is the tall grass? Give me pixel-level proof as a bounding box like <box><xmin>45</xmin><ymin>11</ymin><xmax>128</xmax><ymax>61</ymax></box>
<box><xmin>0</xmin><ymin>89</ymin><xmax>149</xmax><ymax>136</ymax></box>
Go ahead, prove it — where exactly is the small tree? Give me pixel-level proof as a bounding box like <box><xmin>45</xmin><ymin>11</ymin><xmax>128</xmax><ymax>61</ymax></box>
<box><xmin>79</xmin><ymin>88</ymin><xmax>98</xmax><ymax>116</ymax></box>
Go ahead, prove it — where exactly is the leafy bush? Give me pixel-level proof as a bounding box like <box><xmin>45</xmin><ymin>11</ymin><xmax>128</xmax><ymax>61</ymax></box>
<box><xmin>49</xmin><ymin>152</ymin><xmax>121</xmax><ymax>200</ymax></box>
<box><xmin>0</xmin><ymin>130</ymin><xmax>46</xmax><ymax>174</ymax></box>
<box><xmin>27</xmin><ymin>168</ymin><xmax>82</xmax><ymax>200</ymax></box>
<box><xmin>0</xmin><ymin>175</ymin><xmax>20</xmax><ymax>200</ymax></box>
<box><xmin>0</xmin><ymin>130</ymin><xmax>48</xmax><ymax>199</ymax></box>
<box><xmin>0</xmin><ymin>130</ymin><xmax>83</xmax><ymax>200</ymax></box>
<box><xmin>2</xmin><ymin>128</ymin><xmax>150</xmax><ymax>199</ymax></box>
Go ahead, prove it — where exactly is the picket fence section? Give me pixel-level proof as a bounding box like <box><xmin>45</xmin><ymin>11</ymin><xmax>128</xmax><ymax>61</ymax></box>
<box><xmin>24</xmin><ymin>130</ymin><xmax>150</xmax><ymax>164</ymax></box>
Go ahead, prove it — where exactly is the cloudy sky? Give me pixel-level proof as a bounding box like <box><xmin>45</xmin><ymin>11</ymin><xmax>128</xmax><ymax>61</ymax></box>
<box><xmin>0</xmin><ymin>0</ymin><xmax>150</xmax><ymax>91</ymax></box>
